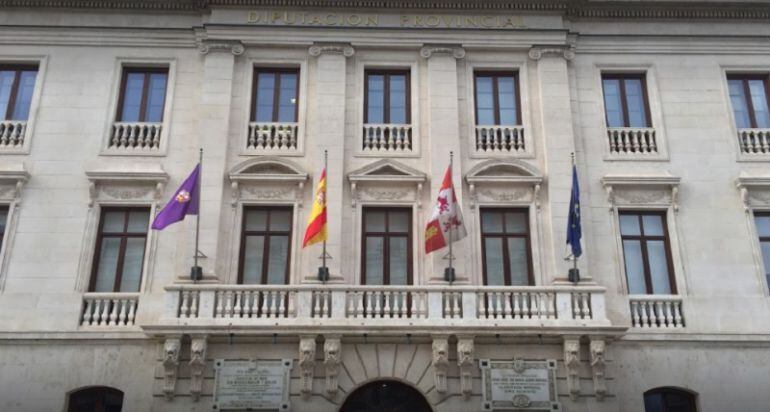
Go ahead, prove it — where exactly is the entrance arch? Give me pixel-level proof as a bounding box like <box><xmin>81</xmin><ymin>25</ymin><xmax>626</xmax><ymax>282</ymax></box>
<box><xmin>340</xmin><ymin>380</ymin><xmax>432</xmax><ymax>412</ymax></box>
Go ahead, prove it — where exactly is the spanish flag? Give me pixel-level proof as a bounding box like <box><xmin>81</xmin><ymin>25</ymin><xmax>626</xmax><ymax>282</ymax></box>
<box><xmin>302</xmin><ymin>168</ymin><xmax>327</xmax><ymax>247</ymax></box>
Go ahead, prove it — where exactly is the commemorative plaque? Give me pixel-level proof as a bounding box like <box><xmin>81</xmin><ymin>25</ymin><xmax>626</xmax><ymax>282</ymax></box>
<box><xmin>479</xmin><ymin>359</ymin><xmax>560</xmax><ymax>411</ymax></box>
<box><xmin>213</xmin><ymin>359</ymin><xmax>292</xmax><ymax>411</ymax></box>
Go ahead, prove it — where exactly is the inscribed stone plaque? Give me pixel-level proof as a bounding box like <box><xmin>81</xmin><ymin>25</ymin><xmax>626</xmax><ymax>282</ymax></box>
<box><xmin>213</xmin><ymin>359</ymin><xmax>292</xmax><ymax>411</ymax></box>
<box><xmin>479</xmin><ymin>358</ymin><xmax>560</xmax><ymax>411</ymax></box>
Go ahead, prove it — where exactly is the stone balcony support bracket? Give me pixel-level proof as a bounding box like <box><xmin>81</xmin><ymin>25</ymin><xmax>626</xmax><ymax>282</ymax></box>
<box><xmin>162</xmin><ymin>336</ymin><xmax>181</xmax><ymax>401</ymax></box>
<box><xmin>563</xmin><ymin>338</ymin><xmax>581</xmax><ymax>401</ymax></box>
<box><xmin>590</xmin><ymin>337</ymin><xmax>607</xmax><ymax>401</ymax></box>
<box><xmin>457</xmin><ymin>336</ymin><xmax>475</xmax><ymax>398</ymax></box>
<box><xmin>189</xmin><ymin>335</ymin><xmax>208</xmax><ymax>402</ymax></box>
<box><xmin>299</xmin><ymin>335</ymin><xmax>317</xmax><ymax>397</ymax></box>
<box><xmin>431</xmin><ymin>335</ymin><xmax>450</xmax><ymax>393</ymax></box>
<box><xmin>323</xmin><ymin>335</ymin><xmax>342</xmax><ymax>395</ymax></box>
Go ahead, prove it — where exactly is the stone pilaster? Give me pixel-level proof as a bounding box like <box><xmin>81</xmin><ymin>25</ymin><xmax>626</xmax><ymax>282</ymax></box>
<box><xmin>422</xmin><ymin>44</ymin><xmax>468</xmax><ymax>283</ymax></box>
<box><xmin>306</xmin><ymin>43</ymin><xmax>354</xmax><ymax>282</ymax></box>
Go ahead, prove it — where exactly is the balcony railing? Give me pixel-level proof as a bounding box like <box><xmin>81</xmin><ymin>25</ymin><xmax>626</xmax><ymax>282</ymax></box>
<box><xmin>362</xmin><ymin>123</ymin><xmax>413</xmax><ymax>153</ymax></box>
<box><xmin>109</xmin><ymin>122</ymin><xmax>162</xmax><ymax>152</ymax></box>
<box><xmin>629</xmin><ymin>295</ymin><xmax>684</xmax><ymax>328</ymax></box>
<box><xmin>607</xmin><ymin>127</ymin><xmax>658</xmax><ymax>156</ymax></box>
<box><xmin>152</xmin><ymin>284</ymin><xmax>613</xmax><ymax>335</ymax></box>
<box><xmin>80</xmin><ymin>292</ymin><xmax>139</xmax><ymax>327</ymax></box>
<box><xmin>474</xmin><ymin>125</ymin><xmax>526</xmax><ymax>154</ymax></box>
<box><xmin>0</xmin><ymin>120</ymin><xmax>27</xmax><ymax>149</ymax></box>
<box><xmin>737</xmin><ymin>128</ymin><xmax>770</xmax><ymax>155</ymax></box>
<box><xmin>247</xmin><ymin>122</ymin><xmax>299</xmax><ymax>152</ymax></box>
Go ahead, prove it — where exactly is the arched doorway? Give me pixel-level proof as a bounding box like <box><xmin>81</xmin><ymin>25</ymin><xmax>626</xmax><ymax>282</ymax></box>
<box><xmin>340</xmin><ymin>380</ymin><xmax>432</xmax><ymax>412</ymax></box>
<box><xmin>67</xmin><ymin>386</ymin><xmax>124</xmax><ymax>412</ymax></box>
<box><xmin>644</xmin><ymin>387</ymin><xmax>697</xmax><ymax>412</ymax></box>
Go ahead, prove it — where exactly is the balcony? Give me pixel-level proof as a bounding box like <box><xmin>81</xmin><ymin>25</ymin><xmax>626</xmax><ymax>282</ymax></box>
<box><xmin>606</xmin><ymin>127</ymin><xmax>658</xmax><ymax>157</ymax></box>
<box><xmin>362</xmin><ymin>123</ymin><xmax>413</xmax><ymax>154</ymax></box>
<box><xmin>0</xmin><ymin>120</ymin><xmax>27</xmax><ymax>149</ymax></box>
<box><xmin>247</xmin><ymin>121</ymin><xmax>299</xmax><ymax>153</ymax></box>
<box><xmin>145</xmin><ymin>284</ymin><xmax>622</xmax><ymax>337</ymax></box>
<box><xmin>737</xmin><ymin>128</ymin><xmax>770</xmax><ymax>156</ymax></box>
<box><xmin>474</xmin><ymin>125</ymin><xmax>526</xmax><ymax>155</ymax></box>
<box><xmin>108</xmin><ymin>122</ymin><xmax>162</xmax><ymax>152</ymax></box>
<box><xmin>629</xmin><ymin>295</ymin><xmax>685</xmax><ymax>329</ymax></box>
<box><xmin>80</xmin><ymin>292</ymin><xmax>139</xmax><ymax>328</ymax></box>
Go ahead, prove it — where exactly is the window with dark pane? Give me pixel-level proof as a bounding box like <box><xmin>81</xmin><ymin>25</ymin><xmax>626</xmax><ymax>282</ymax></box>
<box><xmin>89</xmin><ymin>207</ymin><xmax>150</xmax><ymax>293</ymax></box>
<box><xmin>0</xmin><ymin>205</ymin><xmax>7</xmax><ymax>251</ymax></box>
<box><xmin>754</xmin><ymin>212</ymin><xmax>770</xmax><ymax>288</ymax></box>
<box><xmin>364</xmin><ymin>70</ymin><xmax>410</xmax><ymax>124</ymax></box>
<box><xmin>601</xmin><ymin>73</ymin><xmax>652</xmax><ymax>128</ymax></box>
<box><xmin>480</xmin><ymin>208</ymin><xmax>532</xmax><ymax>286</ymax></box>
<box><xmin>473</xmin><ymin>72</ymin><xmax>520</xmax><ymax>126</ymax></box>
<box><xmin>644</xmin><ymin>387</ymin><xmax>697</xmax><ymax>412</ymax></box>
<box><xmin>727</xmin><ymin>74</ymin><xmax>770</xmax><ymax>129</ymax></box>
<box><xmin>361</xmin><ymin>207</ymin><xmax>412</xmax><ymax>285</ymax></box>
<box><xmin>619</xmin><ymin>211</ymin><xmax>676</xmax><ymax>295</ymax></box>
<box><xmin>0</xmin><ymin>65</ymin><xmax>38</xmax><ymax>121</ymax></box>
<box><xmin>68</xmin><ymin>386</ymin><xmax>124</xmax><ymax>412</ymax></box>
<box><xmin>116</xmin><ymin>67</ymin><xmax>168</xmax><ymax>122</ymax></box>
<box><xmin>251</xmin><ymin>68</ymin><xmax>299</xmax><ymax>123</ymax></box>
<box><xmin>239</xmin><ymin>207</ymin><xmax>293</xmax><ymax>285</ymax></box>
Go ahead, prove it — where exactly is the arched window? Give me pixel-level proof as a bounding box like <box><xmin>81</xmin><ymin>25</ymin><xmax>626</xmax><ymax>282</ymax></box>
<box><xmin>644</xmin><ymin>387</ymin><xmax>696</xmax><ymax>412</ymax></box>
<box><xmin>67</xmin><ymin>386</ymin><xmax>123</xmax><ymax>412</ymax></box>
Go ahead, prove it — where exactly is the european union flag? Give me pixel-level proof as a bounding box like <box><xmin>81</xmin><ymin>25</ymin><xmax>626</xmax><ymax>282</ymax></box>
<box><xmin>566</xmin><ymin>164</ymin><xmax>582</xmax><ymax>258</ymax></box>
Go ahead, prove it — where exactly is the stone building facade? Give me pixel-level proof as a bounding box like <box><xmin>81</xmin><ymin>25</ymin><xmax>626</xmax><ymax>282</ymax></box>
<box><xmin>0</xmin><ymin>1</ymin><xmax>769</xmax><ymax>411</ymax></box>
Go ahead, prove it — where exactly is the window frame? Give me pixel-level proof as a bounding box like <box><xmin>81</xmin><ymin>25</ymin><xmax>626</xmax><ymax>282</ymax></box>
<box><xmin>0</xmin><ymin>204</ymin><xmax>8</xmax><ymax>251</ymax></box>
<box><xmin>88</xmin><ymin>206</ymin><xmax>151</xmax><ymax>293</ymax></box>
<box><xmin>726</xmin><ymin>73</ymin><xmax>770</xmax><ymax>129</ymax></box>
<box><xmin>479</xmin><ymin>207</ymin><xmax>534</xmax><ymax>286</ymax></box>
<box><xmin>115</xmin><ymin>66</ymin><xmax>169</xmax><ymax>123</ymax></box>
<box><xmin>619</xmin><ymin>210</ymin><xmax>677</xmax><ymax>295</ymax></box>
<box><xmin>237</xmin><ymin>205</ymin><xmax>294</xmax><ymax>285</ymax></box>
<box><xmin>364</xmin><ymin>69</ymin><xmax>412</xmax><ymax>125</ymax></box>
<box><xmin>473</xmin><ymin>71</ymin><xmax>522</xmax><ymax>126</ymax></box>
<box><xmin>643</xmin><ymin>387</ymin><xmax>697</xmax><ymax>412</ymax></box>
<box><xmin>0</xmin><ymin>64</ymin><xmax>39</xmax><ymax>121</ymax></box>
<box><xmin>754</xmin><ymin>211</ymin><xmax>770</xmax><ymax>287</ymax></box>
<box><xmin>67</xmin><ymin>386</ymin><xmax>124</xmax><ymax>412</ymax></box>
<box><xmin>250</xmin><ymin>67</ymin><xmax>300</xmax><ymax>123</ymax></box>
<box><xmin>360</xmin><ymin>206</ymin><xmax>413</xmax><ymax>285</ymax></box>
<box><xmin>601</xmin><ymin>72</ymin><xmax>653</xmax><ymax>128</ymax></box>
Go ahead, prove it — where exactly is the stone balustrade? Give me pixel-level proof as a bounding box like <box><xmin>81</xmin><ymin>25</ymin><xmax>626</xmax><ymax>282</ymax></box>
<box><xmin>0</xmin><ymin>120</ymin><xmax>27</xmax><ymax>149</ymax></box>
<box><xmin>737</xmin><ymin>128</ymin><xmax>770</xmax><ymax>155</ymax></box>
<box><xmin>155</xmin><ymin>284</ymin><xmax>612</xmax><ymax>336</ymax></box>
<box><xmin>629</xmin><ymin>295</ymin><xmax>685</xmax><ymax>328</ymax></box>
<box><xmin>362</xmin><ymin>123</ymin><xmax>413</xmax><ymax>153</ymax></box>
<box><xmin>474</xmin><ymin>125</ymin><xmax>526</xmax><ymax>154</ymax></box>
<box><xmin>606</xmin><ymin>127</ymin><xmax>658</xmax><ymax>156</ymax></box>
<box><xmin>247</xmin><ymin>122</ymin><xmax>299</xmax><ymax>152</ymax></box>
<box><xmin>80</xmin><ymin>292</ymin><xmax>139</xmax><ymax>327</ymax></box>
<box><xmin>109</xmin><ymin>122</ymin><xmax>162</xmax><ymax>151</ymax></box>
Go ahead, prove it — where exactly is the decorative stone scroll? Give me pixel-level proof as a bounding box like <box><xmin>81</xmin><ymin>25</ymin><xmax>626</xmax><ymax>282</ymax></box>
<box><xmin>323</xmin><ymin>336</ymin><xmax>342</xmax><ymax>395</ymax></box>
<box><xmin>736</xmin><ymin>176</ymin><xmax>770</xmax><ymax>212</ymax></box>
<box><xmin>420</xmin><ymin>44</ymin><xmax>465</xmax><ymax>59</ymax></box>
<box><xmin>601</xmin><ymin>174</ymin><xmax>681</xmax><ymax>213</ymax></box>
<box><xmin>189</xmin><ymin>335</ymin><xmax>208</xmax><ymax>401</ymax></box>
<box><xmin>479</xmin><ymin>358</ymin><xmax>560</xmax><ymax>411</ymax></box>
<box><xmin>162</xmin><ymin>337</ymin><xmax>181</xmax><ymax>401</ymax></box>
<box><xmin>298</xmin><ymin>336</ymin><xmax>317</xmax><ymax>397</ymax></box>
<box><xmin>85</xmin><ymin>167</ymin><xmax>168</xmax><ymax>208</ymax></box>
<box><xmin>432</xmin><ymin>336</ymin><xmax>449</xmax><ymax>393</ymax></box>
<box><xmin>563</xmin><ymin>338</ymin><xmax>581</xmax><ymax>401</ymax></box>
<box><xmin>528</xmin><ymin>45</ymin><xmax>575</xmax><ymax>61</ymax></box>
<box><xmin>465</xmin><ymin>159</ymin><xmax>544</xmax><ymax>210</ymax></box>
<box><xmin>229</xmin><ymin>157</ymin><xmax>308</xmax><ymax>208</ymax></box>
<box><xmin>309</xmin><ymin>43</ymin><xmax>355</xmax><ymax>57</ymax></box>
<box><xmin>457</xmin><ymin>336</ymin><xmax>475</xmax><ymax>398</ymax></box>
<box><xmin>198</xmin><ymin>39</ymin><xmax>245</xmax><ymax>55</ymax></box>
<box><xmin>348</xmin><ymin>159</ymin><xmax>426</xmax><ymax>208</ymax></box>
<box><xmin>590</xmin><ymin>338</ymin><xmax>607</xmax><ymax>401</ymax></box>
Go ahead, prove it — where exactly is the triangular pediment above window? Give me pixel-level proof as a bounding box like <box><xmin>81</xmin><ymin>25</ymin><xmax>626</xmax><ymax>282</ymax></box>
<box><xmin>348</xmin><ymin>159</ymin><xmax>426</xmax><ymax>183</ymax></box>
<box><xmin>229</xmin><ymin>156</ymin><xmax>308</xmax><ymax>183</ymax></box>
<box><xmin>465</xmin><ymin>159</ymin><xmax>543</xmax><ymax>185</ymax></box>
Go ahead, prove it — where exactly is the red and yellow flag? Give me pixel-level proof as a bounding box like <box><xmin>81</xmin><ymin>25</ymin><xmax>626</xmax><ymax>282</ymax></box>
<box><xmin>302</xmin><ymin>168</ymin><xmax>327</xmax><ymax>247</ymax></box>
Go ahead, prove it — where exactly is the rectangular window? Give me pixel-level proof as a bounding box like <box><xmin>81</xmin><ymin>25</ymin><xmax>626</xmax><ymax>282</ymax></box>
<box><xmin>239</xmin><ymin>206</ymin><xmax>293</xmax><ymax>284</ymax></box>
<box><xmin>89</xmin><ymin>207</ymin><xmax>150</xmax><ymax>293</ymax></box>
<box><xmin>252</xmin><ymin>68</ymin><xmax>299</xmax><ymax>123</ymax></box>
<box><xmin>365</xmin><ymin>70</ymin><xmax>410</xmax><ymax>124</ymax></box>
<box><xmin>474</xmin><ymin>72</ymin><xmax>520</xmax><ymax>126</ymax></box>
<box><xmin>480</xmin><ymin>208</ymin><xmax>533</xmax><ymax>286</ymax></box>
<box><xmin>117</xmin><ymin>67</ymin><xmax>168</xmax><ymax>123</ymax></box>
<box><xmin>601</xmin><ymin>73</ymin><xmax>651</xmax><ymax>128</ymax></box>
<box><xmin>0</xmin><ymin>65</ymin><xmax>38</xmax><ymax>121</ymax></box>
<box><xmin>727</xmin><ymin>75</ymin><xmax>770</xmax><ymax>129</ymax></box>
<box><xmin>362</xmin><ymin>207</ymin><xmax>412</xmax><ymax>285</ymax></box>
<box><xmin>755</xmin><ymin>213</ymin><xmax>770</xmax><ymax>288</ymax></box>
<box><xmin>619</xmin><ymin>211</ymin><xmax>676</xmax><ymax>295</ymax></box>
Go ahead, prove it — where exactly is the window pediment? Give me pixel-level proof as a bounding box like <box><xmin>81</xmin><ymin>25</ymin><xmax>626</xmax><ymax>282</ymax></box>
<box><xmin>601</xmin><ymin>174</ymin><xmax>681</xmax><ymax>211</ymax></box>
<box><xmin>0</xmin><ymin>163</ymin><xmax>29</xmax><ymax>203</ymax></box>
<box><xmin>85</xmin><ymin>166</ymin><xmax>168</xmax><ymax>207</ymax></box>
<box><xmin>465</xmin><ymin>160</ymin><xmax>543</xmax><ymax>208</ymax></box>
<box><xmin>737</xmin><ymin>175</ymin><xmax>770</xmax><ymax>212</ymax></box>
<box><xmin>348</xmin><ymin>160</ymin><xmax>426</xmax><ymax>207</ymax></box>
<box><xmin>348</xmin><ymin>159</ymin><xmax>426</xmax><ymax>183</ymax></box>
<box><xmin>229</xmin><ymin>157</ymin><xmax>308</xmax><ymax>207</ymax></box>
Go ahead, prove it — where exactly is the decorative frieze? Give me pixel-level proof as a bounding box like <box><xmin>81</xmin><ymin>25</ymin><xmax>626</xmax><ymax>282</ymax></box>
<box><xmin>0</xmin><ymin>165</ymin><xmax>28</xmax><ymax>205</ymax></box>
<box><xmin>590</xmin><ymin>338</ymin><xmax>607</xmax><ymax>401</ymax></box>
<box><xmin>298</xmin><ymin>336</ymin><xmax>317</xmax><ymax>396</ymax></box>
<box><xmin>601</xmin><ymin>175</ymin><xmax>681</xmax><ymax>212</ymax></box>
<box><xmin>308</xmin><ymin>43</ymin><xmax>355</xmax><ymax>57</ymax></box>
<box><xmin>420</xmin><ymin>45</ymin><xmax>465</xmax><ymax>59</ymax></box>
<box><xmin>189</xmin><ymin>335</ymin><xmax>208</xmax><ymax>401</ymax></box>
<box><xmin>323</xmin><ymin>336</ymin><xmax>341</xmax><ymax>395</ymax></box>
<box><xmin>431</xmin><ymin>336</ymin><xmax>449</xmax><ymax>393</ymax></box>
<box><xmin>162</xmin><ymin>337</ymin><xmax>181</xmax><ymax>400</ymax></box>
<box><xmin>736</xmin><ymin>176</ymin><xmax>770</xmax><ymax>212</ymax></box>
<box><xmin>465</xmin><ymin>159</ymin><xmax>543</xmax><ymax>209</ymax></box>
<box><xmin>228</xmin><ymin>157</ymin><xmax>308</xmax><ymax>207</ymax></box>
<box><xmin>348</xmin><ymin>159</ymin><xmax>426</xmax><ymax>208</ymax></box>
<box><xmin>528</xmin><ymin>45</ymin><xmax>575</xmax><ymax>60</ymax></box>
<box><xmin>563</xmin><ymin>338</ymin><xmax>580</xmax><ymax>401</ymax></box>
<box><xmin>85</xmin><ymin>168</ymin><xmax>168</xmax><ymax>207</ymax></box>
<box><xmin>198</xmin><ymin>39</ymin><xmax>244</xmax><ymax>55</ymax></box>
<box><xmin>457</xmin><ymin>336</ymin><xmax>475</xmax><ymax>398</ymax></box>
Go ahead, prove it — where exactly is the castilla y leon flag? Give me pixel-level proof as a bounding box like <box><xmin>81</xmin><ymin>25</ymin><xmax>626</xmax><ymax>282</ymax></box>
<box><xmin>151</xmin><ymin>164</ymin><xmax>200</xmax><ymax>230</ymax></box>
<box><xmin>425</xmin><ymin>165</ymin><xmax>467</xmax><ymax>254</ymax></box>
<box><xmin>302</xmin><ymin>168</ymin><xmax>328</xmax><ymax>247</ymax></box>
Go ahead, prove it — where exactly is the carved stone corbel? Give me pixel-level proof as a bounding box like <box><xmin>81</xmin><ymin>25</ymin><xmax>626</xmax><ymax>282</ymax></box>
<box><xmin>350</xmin><ymin>182</ymin><xmax>358</xmax><ymax>208</ymax></box>
<box><xmin>528</xmin><ymin>45</ymin><xmax>575</xmax><ymax>61</ymax></box>
<box><xmin>154</xmin><ymin>182</ymin><xmax>165</xmax><ymax>208</ymax></box>
<box><xmin>198</xmin><ymin>39</ymin><xmax>244</xmax><ymax>55</ymax></box>
<box><xmin>309</xmin><ymin>43</ymin><xmax>355</xmax><ymax>57</ymax></box>
<box><xmin>590</xmin><ymin>338</ymin><xmax>607</xmax><ymax>401</ymax></box>
<box><xmin>564</xmin><ymin>338</ymin><xmax>581</xmax><ymax>401</ymax></box>
<box><xmin>296</xmin><ymin>181</ymin><xmax>305</xmax><ymax>208</ymax></box>
<box><xmin>299</xmin><ymin>336</ymin><xmax>317</xmax><ymax>397</ymax></box>
<box><xmin>432</xmin><ymin>336</ymin><xmax>449</xmax><ymax>393</ymax></box>
<box><xmin>534</xmin><ymin>183</ymin><xmax>542</xmax><ymax>211</ymax></box>
<box><xmin>88</xmin><ymin>181</ymin><xmax>96</xmax><ymax>208</ymax></box>
<box><xmin>469</xmin><ymin>184</ymin><xmax>476</xmax><ymax>209</ymax></box>
<box><xmin>739</xmin><ymin>185</ymin><xmax>750</xmax><ymax>213</ymax></box>
<box><xmin>604</xmin><ymin>185</ymin><xmax>615</xmax><ymax>212</ymax></box>
<box><xmin>162</xmin><ymin>337</ymin><xmax>181</xmax><ymax>401</ymax></box>
<box><xmin>671</xmin><ymin>186</ymin><xmax>680</xmax><ymax>213</ymax></box>
<box><xmin>189</xmin><ymin>335</ymin><xmax>208</xmax><ymax>401</ymax></box>
<box><xmin>323</xmin><ymin>336</ymin><xmax>341</xmax><ymax>395</ymax></box>
<box><xmin>231</xmin><ymin>181</ymin><xmax>239</xmax><ymax>208</ymax></box>
<box><xmin>416</xmin><ymin>182</ymin><xmax>423</xmax><ymax>209</ymax></box>
<box><xmin>457</xmin><ymin>337</ymin><xmax>475</xmax><ymax>398</ymax></box>
<box><xmin>420</xmin><ymin>45</ymin><xmax>465</xmax><ymax>59</ymax></box>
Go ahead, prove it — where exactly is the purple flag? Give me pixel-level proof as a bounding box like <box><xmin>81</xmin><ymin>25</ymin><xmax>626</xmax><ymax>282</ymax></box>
<box><xmin>152</xmin><ymin>164</ymin><xmax>200</xmax><ymax>230</ymax></box>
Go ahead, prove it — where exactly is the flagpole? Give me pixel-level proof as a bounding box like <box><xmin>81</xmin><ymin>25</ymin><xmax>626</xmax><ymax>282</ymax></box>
<box><xmin>192</xmin><ymin>148</ymin><xmax>203</xmax><ymax>282</ymax></box>
<box><xmin>569</xmin><ymin>152</ymin><xmax>579</xmax><ymax>283</ymax></box>
<box><xmin>321</xmin><ymin>150</ymin><xmax>328</xmax><ymax>284</ymax></box>
<box><xmin>445</xmin><ymin>151</ymin><xmax>455</xmax><ymax>284</ymax></box>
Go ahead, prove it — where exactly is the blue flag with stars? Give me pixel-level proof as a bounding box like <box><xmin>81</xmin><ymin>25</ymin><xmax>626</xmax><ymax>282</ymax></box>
<box><xmin>566</xmin><ymin>164</ymin><xmax>582</xmax><ymax>257</ymax></box>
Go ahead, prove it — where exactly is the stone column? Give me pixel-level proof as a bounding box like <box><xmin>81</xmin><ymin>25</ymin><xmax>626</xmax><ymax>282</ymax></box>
<box><xmin>421</xmin><ymin>45</ymin><xmax>469</xmax><ymax>283</ymax></box>
<box><xmin>195</xmin><ymin>40</ymin><xmax>244</xmax><ymax>280</ymax></box>
<box><xmin>306</xmin><ymin>43</ymin><xmax>354</xmax><ymax>282</ymax></box>
<box><xmin>529</xmin><ymin>45</ymin><xmax>591</xmax><ymax>283</ymax></box>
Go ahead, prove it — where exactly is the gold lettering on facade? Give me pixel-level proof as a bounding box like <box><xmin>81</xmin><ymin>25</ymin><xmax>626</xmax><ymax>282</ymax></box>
<box><xmin>366</xmin><ymin>15</ymin><xmax>378</xmax><ymax>26</ymax></box>
<box><xmin>246</xmin><ymin>11</ymin><xmax>524</xmax><ymax>29</ymax></box>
